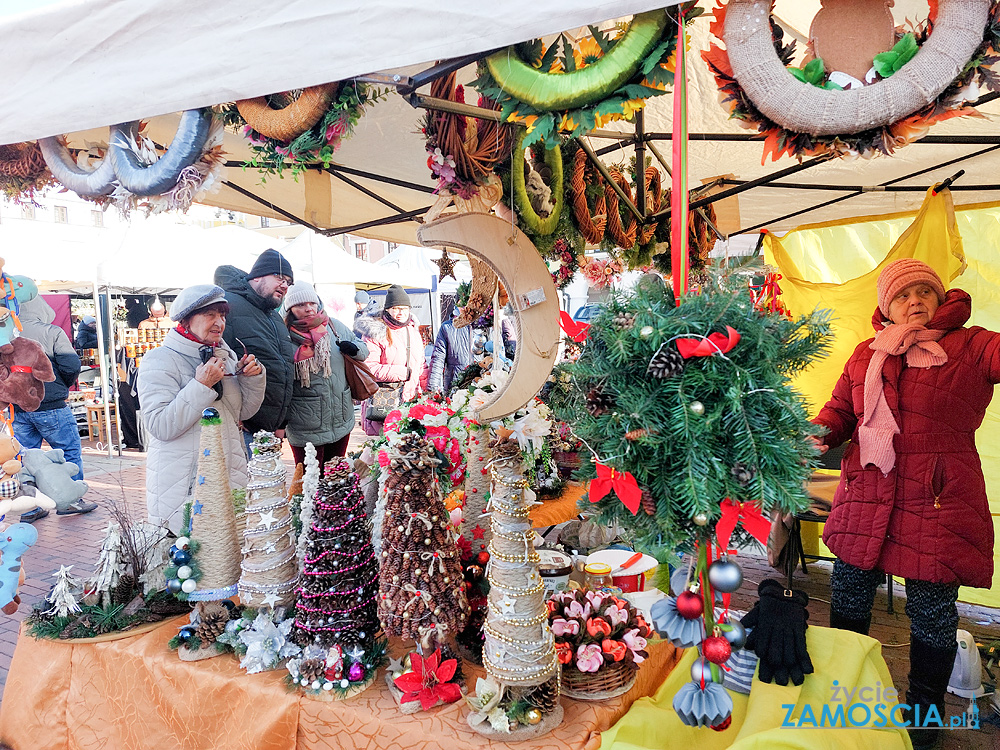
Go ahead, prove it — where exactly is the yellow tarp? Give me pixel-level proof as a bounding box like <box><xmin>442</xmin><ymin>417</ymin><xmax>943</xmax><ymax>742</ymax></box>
<box><xmin>764</xmin><ymin>189</ymin><xmax>1000</xmax><ymax>607</ymax></box>
<box><xmin>602</xmin><ymin>627</ymin><xmax>911</xmax><ymax>750</ymax></box>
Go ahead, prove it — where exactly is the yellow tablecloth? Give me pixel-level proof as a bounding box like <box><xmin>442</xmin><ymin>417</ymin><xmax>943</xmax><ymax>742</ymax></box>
<box><xmin>0</xmin><ymin>621</ymin><xmax>682</xmax><ymax>750</ymax></box>
<box><xmin>602</xmin><ymin>627</ymin><xmax>911</xmax><ymax>750</ymax></box>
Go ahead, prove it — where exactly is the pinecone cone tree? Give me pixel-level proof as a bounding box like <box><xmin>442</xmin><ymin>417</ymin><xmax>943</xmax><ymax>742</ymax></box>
<box><xmin>291</xmin><ymin>460</ymin><xmax>381</xmax><ymax>671</ymax></box>
<box><xmin>585</xmin><ymin>386</ymin><xmax>615</xmax><ymax>417</ymax></box>
<box><xmin>378</xmin><ymin>432</ymin><xmax>469</xmax><ymax>649</ymax></box>
<box><xmin>646</xmin><ymin>343</ymin><xmax>685</xmax><ymax>379</ymax></box>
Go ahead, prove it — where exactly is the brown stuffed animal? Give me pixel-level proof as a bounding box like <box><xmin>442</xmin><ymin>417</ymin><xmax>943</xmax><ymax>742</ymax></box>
<box><xmin>0</xmin><ymin>331</ymin><xmax>55</xmax><ymax>412</ymax></box>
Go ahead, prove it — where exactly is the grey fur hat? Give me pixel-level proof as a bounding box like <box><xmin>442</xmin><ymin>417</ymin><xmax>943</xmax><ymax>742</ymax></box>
<box><xmin>171</xmin><ymin>284</ymin><xmax>228</xmax><ymax>322</ymax></box>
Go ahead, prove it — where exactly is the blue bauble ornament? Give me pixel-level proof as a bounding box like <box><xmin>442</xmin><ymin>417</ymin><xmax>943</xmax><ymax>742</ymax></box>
<box><xmin>202</xmin><ymin>407</ymin><xmax>219</xmax><ymax>419</ymax></box>
<box><xmin>707</xmin><ymin>558</ymin><xmax>743</xmax><ymax>594</ymax></box>
<box><xmin>177</xmin><ymin>626</ymin><xmax>196</xmax><ymax>641</ymax></box>
<box><xmin>169</xmin><ymin>545</ymin><xmax>179</xmax><ymax>558</ymax></box>
<box><xmin>724</xmin><ymin>619</ymin><xmax>747</xmax><ymax>651</ymax></box>
<box><xmin>166</xmin><ymin>578</ymin><xmax>183</xmax><ymax>594</ymax></box>
<box><xmin>172</xmin><ymin>549</ymin><xmax>191</xmax><ymax>565</ymax></box>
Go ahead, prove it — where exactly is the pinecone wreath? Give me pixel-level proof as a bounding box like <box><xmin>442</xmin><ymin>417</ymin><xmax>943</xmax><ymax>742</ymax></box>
<box><xmin>613</xmin><ymin>311</ymin><xmax>637</xmax><ymax>330</ymax></box>
<box><xmin>586</xmin><ymin>386</ymin><xmax>615</xmax><ymax>417</ymax></box>
<box><xmin>647</xmin><ymin>343</ymin><xmax>685</xmax><ymax>379</ymax></box>
<box><xmin>298</xmin><ymin>657</ymin><xmax>327</xmax><ymax>685</ymax></box>
<box><xmin>195</xmin><ymin>602</ymin><xmax>229</xmax><ymax>643</ymax></box>
<box><xmin>526</xmin><ymin>676</ymin><xmax>561</xmax><ymax>713</ymax></box>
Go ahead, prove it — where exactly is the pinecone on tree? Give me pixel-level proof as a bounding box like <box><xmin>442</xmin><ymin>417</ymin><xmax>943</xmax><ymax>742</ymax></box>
<box><xmin>526</xmin><ymin>676</ymin><xmax>560</xmax><ymax>713</ymax></box>
<box><xmin>298</xmin><ymin>657</ymin><xmax>327</xmax><ymax>684</ymax></box>
<box><xmin>195</xmin><ymin>602</ymin><xmax>229</xmax><ymax>643</ymax></box>
<box><xmin>586</xmin><ymin>386</ymin><xmax>615</xmax><ymax>416</ymax></box>
<box><xmin>647</xmin><ymin>343</ymin><xmax>685</xmax><ymax>379</ymax></box>
<box><xmin>640</xmin><ymin>488</ymin><xmax>657</xmax><ymax>517</ymax></box>
<box><xmin>731</xmin><ymin>463</ymin><xmax>756</xmax><ymax>487</ymax></box>
<box><xmin>613</xmin><ymin>311</ymin><xmax>637</xmax><ymax>330</ymax></box>
<box><xmin>111</xmin><ymin>573</ymin><xmax>137</xmax><ymax>605</ymax></box>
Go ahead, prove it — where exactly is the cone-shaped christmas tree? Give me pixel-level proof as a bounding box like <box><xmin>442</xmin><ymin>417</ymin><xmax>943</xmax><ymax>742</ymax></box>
<box><xmin>291</xmin><ymin>460</ymin><xmax>381</xmax><ymax>662</ymax></box>
<box><xmin>185</xmin><ymin>408</ymin><xmax>241</xmax><ymax>602</ymax></box>
<box><xmin>238</xmin><ymin>431</ymin><xmax>299</xmax><ymax>609</ymax></box>
<box><xmin>470</xmin><ymin>434</ymin><xmax>562</xmax><ymax>738</ymax></box>
<box><xmin>378</xmin><ymin>432</ymin><xmax>469</xmax><ymax>649</ymax></box>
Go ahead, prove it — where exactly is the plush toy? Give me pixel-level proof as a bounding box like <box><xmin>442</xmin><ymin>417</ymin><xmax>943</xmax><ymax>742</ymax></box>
<box><xmin>0</xmin><ymin>523</ymin><xmax>37</xmax><ymax>614</ymax></box>
<box><xmin>0</xmin><ymin>335</ymin><xmax>54</xmax><ymax>411</ymax></box>
<box><xmin>19</xmin><ymin>448</ymin><xmax>88</xmax><ymax>509</ymax></box>
<box><xmin>0</xmin><ymin>436</ymin><xmax>57</xmax><ymax>517</ymax></box>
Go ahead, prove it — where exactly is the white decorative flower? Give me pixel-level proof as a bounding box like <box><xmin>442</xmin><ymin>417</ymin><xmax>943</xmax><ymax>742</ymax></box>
<box><xmin>238</xmin><ymin>611</ymin><xmax>301</xmax><ymax>674</ymax></box>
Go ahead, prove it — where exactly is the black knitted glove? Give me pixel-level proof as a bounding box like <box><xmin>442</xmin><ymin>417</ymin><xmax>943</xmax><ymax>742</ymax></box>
<box><xmin>741</xmin><ymin>579</ymin><xmax>813</xmax><ymax>686</ymax></box>
<box><xmin>337</xmin><ymin>340</ymin><xmax>360</xmax><ymax>357</ymax></box>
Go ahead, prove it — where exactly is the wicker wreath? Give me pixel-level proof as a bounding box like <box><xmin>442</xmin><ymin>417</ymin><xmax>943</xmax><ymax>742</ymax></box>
<box><xmin>604</xmin><ymin>167</ymin><xmax>639</xmax><ymax>250</ymax></box>
<box><xmin>0</xmin><ymin>142</ymin><xmax>53</xmax><ymax>203</ymax></box>
<box><xmin>236</xmin><ymin>83</ymin><xmax>340</xmax><ymax>142</ymax></box>
<box><xmin>570</xmin><ymin>148</ymin><xmax>608</xmax><ymax>246</ymax></box>
<box><xmin>704</xmin><ymin>0</ymin><xmax>1000</xmax><ymax>160</ymax></box>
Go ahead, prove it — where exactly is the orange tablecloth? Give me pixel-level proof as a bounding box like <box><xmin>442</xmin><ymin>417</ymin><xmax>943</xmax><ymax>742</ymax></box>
<box><xmin>530</xmin><ymin>482</ymin><xmax>587</xmax><ymax>528</ymax></box>
<box><xmin>0</xmin><ymin>621</ymin><xmax>680</xmax><ymax>750</ymax></box>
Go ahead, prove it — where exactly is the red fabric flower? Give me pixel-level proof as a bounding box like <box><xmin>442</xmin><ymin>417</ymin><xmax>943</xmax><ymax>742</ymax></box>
<box><xmin>546</xmin><ymin>599</ymin><xmax>560</xmax><ymax>615</ymax></box>
<box><xmin>586</xmin><ymin>617</ymin><xmax>612</xmax><ymax>638</ymax></box>
<box><xmin>392</xmin><ymin>650</ymin><xmax>462</xmax><ymax>711</ymax></box>
<box><xmin>602</xmin><ymin>638</ymin><xmax>628</xmax><ymax>662</ymax></box>
<box><xmin>555</xmin><ymin>641</ymin><xmax>574</xmax><ymax>664</ymax></box>
<box><xmin>376</xmin><ymin>450</ymin><xmax>389</xmax><ymax>468</ymax></box>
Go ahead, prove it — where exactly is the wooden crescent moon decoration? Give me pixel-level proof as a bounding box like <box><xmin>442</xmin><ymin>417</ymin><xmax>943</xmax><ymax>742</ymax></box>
<box><xmin>724</xmin><ymin>0</ymin><xmax>989</xmax><ymax>136</ymax></box>
<box><xmin>417</xmin><ymin>213</ymin><xmax>560</xmax><ymax>423</ymax></box>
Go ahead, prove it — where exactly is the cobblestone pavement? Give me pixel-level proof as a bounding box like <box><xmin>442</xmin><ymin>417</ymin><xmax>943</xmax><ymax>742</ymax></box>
<box><xmin>2</xmin><ymin>435</ymin><xmax>999</xmax><ymax>749</ymax></box>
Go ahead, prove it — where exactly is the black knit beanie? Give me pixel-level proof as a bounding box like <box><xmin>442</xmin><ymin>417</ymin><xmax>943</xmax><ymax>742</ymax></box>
<box><xmin>248</xmin><ymin>249</ymin><xmax>294</xmax><ymax>281</ymax></box>
<box><xmin>384</xmin><ymin>285</ymin><xmax>410</xmax><ymax>308</ymax></box>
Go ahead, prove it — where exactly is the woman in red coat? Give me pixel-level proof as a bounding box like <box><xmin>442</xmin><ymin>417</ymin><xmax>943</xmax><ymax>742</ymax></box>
<box><xmin>814</xmin><ymin>258</ymin><xmax>1000</xmax><ymax>749</ymax></box>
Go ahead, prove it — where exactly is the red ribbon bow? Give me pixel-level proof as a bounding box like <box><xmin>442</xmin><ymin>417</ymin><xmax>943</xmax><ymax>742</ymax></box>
<box><xmin>715</xmin><ymin>498</ymin><xmax>770</xmax><ymax>551</ymax></box>
<box><xmin>559</xmin><ymin>311</ymin><xmax>590</xmax><ymax>343</ymax></box>
<box><xmin>675</xmin><ymin>326</ymin><xmax>741</xmax><ymax>359</ymax></box>
<box><xmin>589</xmin><ymin>463</ymin><xmax>642</xmax><ymax>515</ymax></box>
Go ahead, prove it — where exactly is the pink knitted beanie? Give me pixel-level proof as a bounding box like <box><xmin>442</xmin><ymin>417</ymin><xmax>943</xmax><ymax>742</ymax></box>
<box><xmin>876</xmin><ymin>259</ymin><xmax>945</xmax><ymax>317</ymax></box>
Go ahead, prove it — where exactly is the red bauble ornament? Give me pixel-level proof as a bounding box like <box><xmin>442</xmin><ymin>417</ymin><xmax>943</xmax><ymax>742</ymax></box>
<box><xmin>675</xmin><ymin>590</ymin><xmax>704</xmax><ymax>620</ymax></box>
<box><xmin>702</xmin><ymin>635</ymin><xmax>732</xmax><ymax>665</ymax></box>
<box><xmin>710</xmin><ymin>716</ymin><xmax>732</xmax><ymax>732</ymax></box>
<box><xmin>476</xmin><ymin>551</ymin><xmax>490</xmax><ymax>566</ymax></box>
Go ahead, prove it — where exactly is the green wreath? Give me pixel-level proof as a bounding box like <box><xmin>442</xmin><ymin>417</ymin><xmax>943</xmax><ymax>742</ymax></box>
<box><xmin>511</xmin><ymin>128</ymin><xmax>564</xmax><ymax>237</ymax></box>
<box><xmin>473</xmin><ymin>5</ymin><xmax>695</xmax><ymax>148</ymax></box>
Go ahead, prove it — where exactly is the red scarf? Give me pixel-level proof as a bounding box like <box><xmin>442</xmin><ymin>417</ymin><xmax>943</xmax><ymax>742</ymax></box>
<box><xmin>175</xmin><ymin>323</ymin><xmax>213</xmax><ymax>347</ymax></box>
<box><xmin>289</xmin><ymin>311</ymin><xmax>330</xmax><ymax>362</ymax></box>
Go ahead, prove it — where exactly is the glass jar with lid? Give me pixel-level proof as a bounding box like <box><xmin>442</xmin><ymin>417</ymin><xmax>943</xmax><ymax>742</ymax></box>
<box><xmin>584</xmin><ymin>561</ymin><xmax>614</xmax><ymax>591</ymax></box>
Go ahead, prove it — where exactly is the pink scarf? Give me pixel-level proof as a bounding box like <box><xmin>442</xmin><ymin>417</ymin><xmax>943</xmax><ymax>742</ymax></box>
<box><xmin>860</xmin><ymin>322</ymin><xmax>947</xmax><ymax>474</ymax></box>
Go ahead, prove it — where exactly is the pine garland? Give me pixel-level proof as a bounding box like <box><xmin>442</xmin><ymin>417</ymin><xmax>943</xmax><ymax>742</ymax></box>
<box><xmin>553</xmin><ymin>279</ymin><xmax>832</xmax><ymax>559</ymax></box>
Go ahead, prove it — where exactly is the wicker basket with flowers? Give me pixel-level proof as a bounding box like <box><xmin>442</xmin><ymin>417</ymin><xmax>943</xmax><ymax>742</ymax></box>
<box><xmin>547</xmin><ymin>588</ymin><xmax>652</xmax><ymax>700</ymax></box>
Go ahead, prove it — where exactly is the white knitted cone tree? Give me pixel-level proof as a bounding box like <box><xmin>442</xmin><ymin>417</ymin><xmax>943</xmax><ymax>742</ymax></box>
<box><xmin>473</xmin><ymin>434</ymin><xmax>562</xmax><ymax>738</ymax></box>
<box><xmin>186</xmin><ymin>408</ymin><xmax>241</xmax><ymax>602</ymax></box>
<box><xmin>238</xmin><ymin>432</ymin><xmax>299</xmax><ymax>609</ymax></box>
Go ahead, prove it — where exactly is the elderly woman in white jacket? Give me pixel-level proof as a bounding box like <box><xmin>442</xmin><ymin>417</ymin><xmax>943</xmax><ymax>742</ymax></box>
<box><xmin>138</xmin><ymin>285</ymin><xmax>266</xmax><ymax>533</ymax></box>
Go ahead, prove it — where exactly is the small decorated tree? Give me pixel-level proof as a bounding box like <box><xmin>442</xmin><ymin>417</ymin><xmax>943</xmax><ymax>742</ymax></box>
<box><xmin>44</xmin><ymin>565</ymin><xmax>82</xmax><ymax>618</ymax></box>
<box><xmin>378</xmin><ymin>432</ymin><xmax>469</xmax><ymax>649</ymax></box>
<box><xmin>289</xmin><ymin>459</ymin><xmax>386</xmax><ymax>697</ymax></box>
<box><xmin>238</xmin><ymin>431</ymin><xmax>299</xmax><ymax>609</ymax></box>
<box><xmin>93</xmin><ymin>522</ymin><xmax>125</xmax><ymax>606</ymax></box>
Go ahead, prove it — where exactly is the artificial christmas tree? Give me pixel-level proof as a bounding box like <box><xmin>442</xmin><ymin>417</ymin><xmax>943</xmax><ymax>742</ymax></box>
<box><xmin>468</xmin><ymin>434</ymin><xmax>562</xmax><ymax>739</ymax></box>
<box><xmin>238</xmin><ymin>431</ymin><xmax>299</xmax><ymax>609</ymax></box>
<box><xmin>378</xmin><ymin>432</ymin><xmax>469</xmax><ymax>649</ymax></box>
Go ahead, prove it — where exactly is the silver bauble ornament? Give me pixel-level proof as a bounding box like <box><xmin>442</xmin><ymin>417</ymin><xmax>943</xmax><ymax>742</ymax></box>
<box><xmin>639</xmin><ymin>326</ymin><xmax>655</xmax><ymax>340</ymax></box>
<box><xmin>691</xmin><ymin>659</ymin><xmax>716</xmax><ymax>683</ymax></box>
<box><xmin>708</xmin><ymin>559</ymin><xmax>743</xmax><ymax>593</ymax></box>
<box><xmin>723</xmin><ymin>619</ymin><xmax>747</xmax><ymax>651</ymax></box>
<box><xmin>692</xmin><ymin>513</ymin><xmax>709</xmax><ymax>526</ymax></box>
<box><xmin>689</xmin><ymin>401</ymin><xmax>705</xmax><ymax>416</ymax></box>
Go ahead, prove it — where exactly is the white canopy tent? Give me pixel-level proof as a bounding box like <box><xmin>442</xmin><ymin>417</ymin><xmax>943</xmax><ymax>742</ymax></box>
<box><xmin>2</xmin><ymin>1</ymin><xmax>998</xmax><ymax>246</ymax></box>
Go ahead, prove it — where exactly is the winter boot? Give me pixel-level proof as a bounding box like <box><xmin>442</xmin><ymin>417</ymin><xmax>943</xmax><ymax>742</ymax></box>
<box><xmin>829</xmin><ymin>610</ymin><xmax>871</xmax><ymax>636</ymax></box>
<box><xmin>904</xmin><ymin>636</ymin><xmax>958</xmax><ymax>750</ymax></box>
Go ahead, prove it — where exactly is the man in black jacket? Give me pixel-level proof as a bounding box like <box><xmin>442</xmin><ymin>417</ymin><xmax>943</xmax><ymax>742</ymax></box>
<box><xmin>214</xmin><ymin>249</ymin><xmax>297</xmax><ymax>450</ymax></box>
<box><xmin>14</xmin><ymin>296</ymin><xmax>97</xmax><ymax>520</ymax></box>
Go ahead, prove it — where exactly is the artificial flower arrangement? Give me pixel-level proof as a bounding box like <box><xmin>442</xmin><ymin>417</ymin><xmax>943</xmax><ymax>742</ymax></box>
<box><xmin>377</xmin><ymin>392</ymin><xmax>468</xmax><ymax>494</ymax></box>
<box><xmin>215</xmin><ymin>606</ymin><xmax>301</xmax><ymax>674</ymax></box>
<box><xmin>547</xmin><ymin>588</ymin><xmax>651</xmax><ymax>697</ymax></box>
<box><xmin>285</xmin><ymin>638</ymin><xmax>390</xmax><ymax>699</ymax></box>
<box><xmin>579</xmin><ymin>255</ymin><xmax>625</xmax><ymax>290</ymax></box>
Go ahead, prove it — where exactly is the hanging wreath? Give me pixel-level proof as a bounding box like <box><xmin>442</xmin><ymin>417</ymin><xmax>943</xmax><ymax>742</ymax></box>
<box><xmin>38</xmin><ymin>136</ymin><xmax>116</xmax><ymax>197</ymax></box>
<box><xmin>422</xmin><ymin>72</ymin><xmax>513</xmax><ymax>198</ymax></box>
<box><xmin>219</xmin><ymin>81</ymin><xmax>385</xmax><ymax>178</ymax></box>
<box><xmin>0</xmin><ymin>142</ymin><xmax>53</xmax><ymax>204</ymax></box>
<box><xmin>570</xmin><ymin>147</ymin><xmax>608</xmax><ymax>246</ymax></box>
<box><xmin>704</xmin><ymin>0</ymin><xmax>1000</xmax><ymax>162</ymax></box>
<box><xmin>473</xmin><ymin>6</ymin><xmax>695</xmax><ymax>148</ymax></box>
<box><xmin>510</xmin><ymin>128</ymin><xmax>564</xmax><ymax>236</ymax></box>
<box><xmin>651</xmin><ymin>202</ymin><xmax>718</xmax><ymax>276</ymax></box>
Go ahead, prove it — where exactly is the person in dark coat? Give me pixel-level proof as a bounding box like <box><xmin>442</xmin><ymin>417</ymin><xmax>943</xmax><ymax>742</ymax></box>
<box><xmin>213</xmin><ymin>249</ymin><xmax>297</xmax><ymax>445</ymax></box>
<box><xmin>813</xmin><ymin>258</ymin><xmax>1000</xmax><ymax>750</ymax></box>
<box><xmin>74</xmin><ymin>315</ymin><xmax>98</xmax><ymax>350</ymax></box>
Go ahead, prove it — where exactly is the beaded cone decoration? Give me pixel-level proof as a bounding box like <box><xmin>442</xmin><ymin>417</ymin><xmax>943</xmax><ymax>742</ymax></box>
<box><xmin>378</xmin><ymin>433</ymin><xmax>469</xmax><ymax>648</ymax></box>
<box><xmin>238</xmin><ymin>432</ymin><xmax>299</xmax><ymax>609</ymax></box>
<box><xmin>291</xmin><ymin>459</ymin><xmax>380</xmax><ymax>659</ymax></box>
<box><xmin>186</xmin><ymin>408</ymin><xmax>241</xmax><ymax>601</ymax></box>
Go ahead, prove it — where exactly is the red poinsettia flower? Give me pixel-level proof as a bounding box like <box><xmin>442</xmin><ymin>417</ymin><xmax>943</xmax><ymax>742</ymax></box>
<box><xmin>602</xmin><ymin>638</ymin><xmax>628</xmax><ymax>662</ymax></box>
<box><xmin>586</xmin><ymin>617</ymin><xmax>612</xmax><ymax>638</ymax></box>
<box><xmin>393</xmin><ymin>649</ymin><xmax>462</xmax><ymax>711</ymax></box>
<box><xmin>555</xmin><ymin>641</ymin><xmax>574</xmax><ymax>665</ymax></box>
